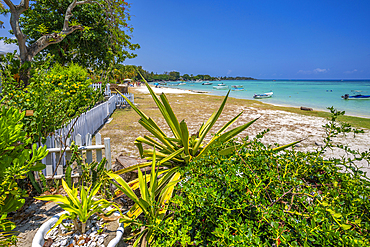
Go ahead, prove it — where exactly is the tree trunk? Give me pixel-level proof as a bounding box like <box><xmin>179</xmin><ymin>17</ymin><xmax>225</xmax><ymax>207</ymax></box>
<box><xmin>4</xmin><ymin>0</ymin><xmax>92</xmax><ymax>87</ymax></box>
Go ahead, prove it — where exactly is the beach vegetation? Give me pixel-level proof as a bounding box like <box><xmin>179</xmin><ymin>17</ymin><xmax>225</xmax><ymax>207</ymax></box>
<box><xmin>119</xmin><ymin>83</ymin><xmax>260</xmax><ymax>168</ymax></box>
<box><xmin>151</xmin><ymin>115</ymin><xmax>370</xmax><ymax>246</ymax></box>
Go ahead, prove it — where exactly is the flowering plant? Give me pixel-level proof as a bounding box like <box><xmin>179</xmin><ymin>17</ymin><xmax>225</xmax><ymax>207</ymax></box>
<box><xmin>0</xmin><ymin>53</ymin><xmax>103</xmax><ymax>143</ymax></box>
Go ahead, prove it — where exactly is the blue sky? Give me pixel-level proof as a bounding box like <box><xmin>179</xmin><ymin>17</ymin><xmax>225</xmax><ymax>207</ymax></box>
<box><xmin>1</xmin><ymin>0</ymin><xmax>369</xmax><ymax>79</ymax></box>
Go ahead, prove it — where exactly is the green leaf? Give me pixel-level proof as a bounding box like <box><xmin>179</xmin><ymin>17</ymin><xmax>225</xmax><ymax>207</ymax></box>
<box><xmin>29</xmin><ymin>163</ymin><xmax>46</xmax><ymax>171</ymax></box>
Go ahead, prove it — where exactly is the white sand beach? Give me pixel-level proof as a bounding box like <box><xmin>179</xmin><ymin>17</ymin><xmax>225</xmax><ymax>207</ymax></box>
<box><xmin>110</xmin><ymin>85</ymin><xmax>370</xmax><ymax>177</ymax></box>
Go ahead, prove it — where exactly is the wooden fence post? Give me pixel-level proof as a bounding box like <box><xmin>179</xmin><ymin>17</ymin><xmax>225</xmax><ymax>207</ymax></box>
<box><xmin>104</xmin><ymin>138</ymin><xmax>111</xmax><ymax>170</ymax></box>
<box><xmin>95</xmin><ymin>133</ymin><xmax>103</xmax><ymax>162</ymax></box>
<box><xmin>45</xmin><ymin>136</ymin><xmax>53</xmax><ymax>177</ymax></box>
<box><xmin>65</xmin><ymin>138</ymin><xmax>72</xmax><ymax>162</ymax></box>
<box><xmin>86</xmin><ymin>133</ymin><xmax>93</xmax><ymax>164</ymax></box>
<box><xmin>55</xmin><ymin>135</ymin><xmax>64</xmax><ymax>177</ymax></box>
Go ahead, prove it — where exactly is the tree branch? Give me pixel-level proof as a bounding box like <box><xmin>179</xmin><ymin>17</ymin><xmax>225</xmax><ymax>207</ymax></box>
<box><xmin>3</xmin><ymin>0</ymin><xmax>15</xmax><ymax>11</ymax></box>
<box><xmin>26</xmin><ymin>0</ymin><xmax>99</xmax><ymax>61</ymax></box>
<box><xmin>28</xmin><ymin>25</ymin><xmax>84</xmax><ymax>58</ymax></box>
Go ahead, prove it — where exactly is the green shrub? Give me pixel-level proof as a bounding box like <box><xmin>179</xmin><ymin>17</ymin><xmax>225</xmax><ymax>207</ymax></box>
<box><xmin>0</xmin><ymin>102</ymin><xmax>48</xmax><ymax>244</ymax></box>
<box><xmin>153</xmin><ymin>131</ymin><xmax>370</xmax><ymax>246</ymax></box>
<box><xmin>0</xmin><ymin>53</ymin><xmax>103</xmax><ymax>143</ymax></box>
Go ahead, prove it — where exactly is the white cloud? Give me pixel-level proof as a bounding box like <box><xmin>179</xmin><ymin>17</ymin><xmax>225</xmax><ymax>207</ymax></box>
<box><xmin>297</xmin><ymin>70</ymin><xmax>312</xmax><ymax>75</ymax></box>
<box><xmin>0</xmin><ymin>40</ymin><xmax>18</xmax><ymax>53</ymax></box>
<box><xmin>344</xmin><ymin>69</ymin><xmax>358</xmax><ymax>74</ymax></box>
<box><xmin>227</xmin><ymin>70</ymin><xmax>232</xmax><ymax>75</ymax></box>
<box><xmin>313</xmin><ymin>68</ymin><xmax>328</xmax><ymax>73</ymax></box>
<box><xmin>297</xmin><ymin>68</ymin><xmax>329</xmax><ymax>75</ymax></box>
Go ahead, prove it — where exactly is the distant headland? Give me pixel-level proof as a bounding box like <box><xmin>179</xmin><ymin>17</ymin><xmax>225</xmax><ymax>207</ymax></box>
<box><xmin>119</xmin><ymin>65</ymin><xmax>257</xmax><ymax>82</ymax></box>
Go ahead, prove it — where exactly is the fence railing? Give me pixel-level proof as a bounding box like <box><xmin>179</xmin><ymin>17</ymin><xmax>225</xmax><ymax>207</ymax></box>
<box><xmin>40</xmin><ymin>93</ymin><xmax>133</xmax><ymax>178</ymax></box>
<box><xmin>42</xmin><ymin>132</ymin><xmax>111</xmax><ymax>180</ymax></box>
<box><xmin>90</xmin><ymin>83</ymin><xmax>111</xmax><ymax>96</ymax></box>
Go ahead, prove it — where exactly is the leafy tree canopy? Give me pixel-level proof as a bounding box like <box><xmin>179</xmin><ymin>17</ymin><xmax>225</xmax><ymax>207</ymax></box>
<box><xmin>1</xmin><ymin>0</ymin><xmax>139</xmax><ymax>72</ymax></box>
<box><xmin>12</xmin><ymin>0</ymin><xmax>139</xmax><ymax>69</ymax></box>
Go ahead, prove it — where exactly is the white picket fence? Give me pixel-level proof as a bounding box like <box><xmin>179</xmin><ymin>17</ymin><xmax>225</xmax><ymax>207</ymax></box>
<box><xmin>40</xmin><ymin>93</ymin><xmax>134</xmax><ymax>179</ymax></box>
<box><xmin>90</xmin><ymin>83</ymin><xmax>111</xmax><ymax>96</ymax></box>
<box><xmin>42</xmin><ymin>132</ymin><xmax>111</xmax><ymax>180</ymax></box>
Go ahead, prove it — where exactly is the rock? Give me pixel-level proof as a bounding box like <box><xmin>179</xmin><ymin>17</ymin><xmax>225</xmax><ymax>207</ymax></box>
<box><xmin>60</xmin><ymin>239</ymin><xmax>68</xmax><ymax>246</ymax></box>
<box><xmin>300</xmin><ymin>106</ymin><xmax>313</xmax><ymax>111</ymax></box>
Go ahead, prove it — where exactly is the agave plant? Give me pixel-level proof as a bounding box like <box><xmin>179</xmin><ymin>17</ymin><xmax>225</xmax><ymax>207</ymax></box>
<box><xmin>107</xmin><ymin>150</ymin><xmax>180</xmax><ymax>247</ymax></box>
<box><xmin>117</xmin><ymin>82</ymin><xmax>260</xmax><ymax>174</ymax></box>
<box><xmin>35</xmin><ymin>180</ymin><xmax>116</xmax><ymax>234</ymax></box>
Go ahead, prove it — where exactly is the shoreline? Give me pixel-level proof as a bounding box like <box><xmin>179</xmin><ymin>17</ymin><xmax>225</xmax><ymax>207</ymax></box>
<box><xmin>133</xmin><ymin>85</ymin><xmax>370</xmax><ymax>121</ymax></box>
<box><xmin>103</xmin><ymin>87</ymin><xmax>370</xmax><ymax>179</ymax></box>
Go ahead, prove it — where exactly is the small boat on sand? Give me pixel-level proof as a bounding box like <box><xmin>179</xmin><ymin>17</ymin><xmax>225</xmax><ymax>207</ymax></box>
<box><xmin>231</xmin><ymin>85</ymin><xmax>244</xmax><ymax>91</ymax></box>
<box><xmin>202</xmin><ymin>82</ymin><xmax>213</xmax><ymax>85</ymax></box>
<box><xmin>341</xmin><ymin>90</ymin><xmax>370</xmax><ymax>100</ymax></box>
<box><xmin>253</xmin><ymin>92</ymin><xmax>273</xmax><ymax>99</ymax></box>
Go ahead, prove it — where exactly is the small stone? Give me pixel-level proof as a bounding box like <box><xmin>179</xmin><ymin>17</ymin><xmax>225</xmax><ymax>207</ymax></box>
<box><xmin>97</xmin><ymin>237</ymin><xmax>104</xmax><ymax>244</ymax></box>
<box><xmin>60</xmin><ymin>239</ymin><xmax>68</xmax><ymax>246</ymax></box>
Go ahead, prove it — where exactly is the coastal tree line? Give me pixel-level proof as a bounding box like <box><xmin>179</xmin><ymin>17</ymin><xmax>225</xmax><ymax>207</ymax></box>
<box><xmin>111</xmin><ymin>64</ymin><xmax>256</xmax><ymax>82</ymax></box>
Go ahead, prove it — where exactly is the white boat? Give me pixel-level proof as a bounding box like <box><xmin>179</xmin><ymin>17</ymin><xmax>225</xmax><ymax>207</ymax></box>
<box><xmin>217</xmin><ymin>83</ymin><xmax>226</xmax><ymax>86</ymax></box>
<box><xmin>202</xmin><ymin>82</ymin><xmax>213</xmax><ymax>85</ymax></box>
<box><xmin>253</xmin><ymin>92</ymin><xmax>273</xmax><ymax>99</ymax></box>
<box><xmin>341</xmin><ymin>90</ymin><xmax>370</xmax><ymax>100</ymax></box>
<box><xmin>213</xmin><ymin>85</ymin><xmax>228</xmax><ymax>90</ymax></box>
<box><xmin>178</xmin><ymin>83</ymin><xmax>186</xmax><ymax>85</ymax></box>
<box><xmin>231</xmin><ymin>85</ymin><xmax>244</xmax><ymax>91</ymax></box>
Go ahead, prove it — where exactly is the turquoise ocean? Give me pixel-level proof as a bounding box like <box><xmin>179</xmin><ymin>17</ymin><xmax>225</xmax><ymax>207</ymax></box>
<box><xmin>156</xmin><ymin>80</ymin><xmax>370</xmax><ymax>118</ymax></box>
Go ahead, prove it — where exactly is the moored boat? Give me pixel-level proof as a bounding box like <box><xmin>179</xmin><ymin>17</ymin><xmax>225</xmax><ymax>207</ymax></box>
<box><xmin>231</xmin><ymin>85</ymin><xmax>244</xmax><ymax>91</ymax></box>
<box><xmin>253</xmin><ymin>92</ymin><xmax>273</xmax><ymax>99</ymax></box>
<box><xmin>341</xmin><ymin>90</ymin><xmax>370</xmax><ymax>100</ymax></box>
<box><xmin>202</xmin><ymin>82</ymin><xmax>213</xmax><ymax>85</ymax></box>
<box><xmin>213</xmin><ymin>85</ymin><xmax>228</xmax><ymax>90</ymax></box>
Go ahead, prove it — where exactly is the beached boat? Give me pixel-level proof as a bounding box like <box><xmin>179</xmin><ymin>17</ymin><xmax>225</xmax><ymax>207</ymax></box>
<box><xmin>253</xmin><ymin>92</ymin><xmax>273</xmax><ymax>99</ymax></box>
<box><xmin>341</xmin><ymin>90</ymin><xmax>370</xmax><ymax>100</ymax></box>
<box><xmin>231</xmin><ymin>85</ymin><xmax>244</xmax><ymax>91</ymax></box>
<box><xmin>202</xmin><ymin>82</ymin><xmax>213</xmax><ymax>85</ymax></box>
<box><xmin>213</xmin><ymin>85</ymin><xmax>228</xmax><ymax>90</ymax></box>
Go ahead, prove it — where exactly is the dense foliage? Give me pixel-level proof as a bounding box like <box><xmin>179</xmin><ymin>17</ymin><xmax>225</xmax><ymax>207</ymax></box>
<box><xmin>17</xmin><ymin>0</ymin><xmax>139</xmax><ymax>69</ymax></box>
<box><xmin>0</xmin><ymin>102</ymin><xmax>48</xmax><ymax>245</ymax></box>
<box><xmin>0</xmin><ymin>53</ymin><xmax>102</xmax><ymax>143</ymax></box>
<box><xmin>152</xmin><ymin>130</ymin><xmax>370</xmax><ymax>246</ymax></box>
